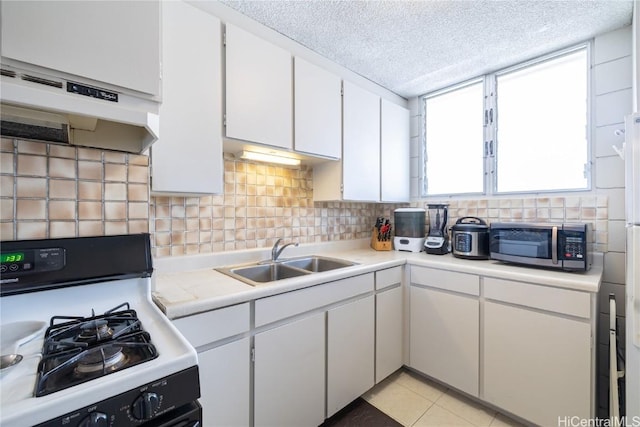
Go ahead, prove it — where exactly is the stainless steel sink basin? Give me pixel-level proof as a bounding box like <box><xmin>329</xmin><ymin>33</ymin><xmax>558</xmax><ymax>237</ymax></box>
<box><xmin>282</xmin><ymin>256</ymin><xmax>356</xmax><ymax>272</ymax></box>
<box><xmin>223</xmin><ymin>263</ymin><xmax>310</xmax><ymax>284</ymax></box>
<box><xmin>216</xmin><ymin>256</ymin><xmax>357</xmax><ymax>286</ymax></box>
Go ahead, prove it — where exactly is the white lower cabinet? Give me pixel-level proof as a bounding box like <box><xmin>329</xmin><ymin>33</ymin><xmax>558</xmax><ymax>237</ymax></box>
<box><xmin>198</xmin><ymin>338</ymin><xmax>250</xmax><ymax>426</ymax></box>
<box><xmin>327</xmin><ymin>295</ymin><xmax>375</xmax><ymax>417</ymax></box>
<box><xmin>406</xmin><ymin>269</ymin><xmax>594</xmax><ymax>426</ymax></box>
<box><xmin>375</xmin><ymin>267</ymin><xmax>403</xmax><ymax>383</ymax></box>
<box><xmin>254</xmin><ymin>312</ymin><xmax>326</xmax><ymax>427</ymax></box>
<box><xmin>170</xmin><ymin>264</ymin><xmax>596</xmax><ymax>426</ymax></box>
<box><xmin>375</xmin><ymin>285</ymin><xmax>403</xmax><ymax>383</ymax></box>
<box><xmin>172</xmin><ymin>303</ymin><xmax>251</xmax><ymax>426</ymax></box>
<box><xmin>483</xmin><ymin>300</ymin><xmax>592</xmax><ymax>426</ymax></box>
<box><xmin>409</xmin><ymin>285</ymin><xmax>479</xmax><ymax>396</ymax></box>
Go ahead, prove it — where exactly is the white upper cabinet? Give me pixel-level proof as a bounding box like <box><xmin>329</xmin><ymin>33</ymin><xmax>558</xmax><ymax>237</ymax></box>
<box><xmin>343</xmin><ymin>81</ymin><xmax>381</xmax><ymax>201</ymax></box>
<box><xmin>151</xmin><ymin>1</ymin><xmax>223</xmax><ymax>195</ymax></box>
<box><xmin>225</xmin><ymin>24</ymin><xmax>292</xmax><ymax>150</ymax></box>
<box><xmin>0</xmin><ymin>1</ymin><xmax>160</xmax><ymax>96</ymax></box>
<box><xmin>381</xmin><ymin>99</ymin><xmax>410</xmax><ymax>202</ymax></box>
<box><xmin>314</xmin><ymin>81</ymin><xmax>381</xmax><ymax>201</ymax></box>
<box><xmin>294</xmin><ymin>57</ymin><xmax>342</xmax><ymax>159</ymax></box>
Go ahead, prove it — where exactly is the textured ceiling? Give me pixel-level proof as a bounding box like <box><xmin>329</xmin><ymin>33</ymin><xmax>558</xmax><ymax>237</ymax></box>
<box><xmin>219</xmin><ymin>0</ymin><xmax>633</xmax><ymax>98</ymax></box>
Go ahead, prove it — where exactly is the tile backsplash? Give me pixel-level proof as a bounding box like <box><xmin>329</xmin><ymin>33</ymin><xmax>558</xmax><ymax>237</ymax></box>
<box><xmin>0</xmin><ymin>139</ymin><xmax>386</xmax><ymax>257</ymax></box>
<box><xmin>428</xmin><ymin>196</ymin><xmax>609</xmax><ymax>253</ymax></box>
<box><xmin>151</xmin><ymin>156</ymin><xmax>381</xmax><ymax>256</ymax></box>
<box><xmin>1</xmin><ymin>138</ymin><xmax>608</xmax><ymax>256</ymax></box>
<box><xmin>1</xmin><ymin>138</ymin><xmax>149</xmax><ymax>240</ymax></box>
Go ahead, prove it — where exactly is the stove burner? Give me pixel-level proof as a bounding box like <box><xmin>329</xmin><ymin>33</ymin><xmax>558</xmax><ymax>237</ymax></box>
<box><xmin>44</xmin><ymin>304</ymin><xmax>143</xmax><ymax>354</ymax></box>
<box><xmin>77</xmin><ymin>319</ymin><xmax>114</xmax><ymax>343</ymax></box>
<box><xmin>75</xmin><ymin>345</ymin><xmax>128</xmax><ymax>375</ymax></box>
<box><xmin>35</xmin><ymin>303</ymin><xmax>158</xmax><ymax>397</ymax></box>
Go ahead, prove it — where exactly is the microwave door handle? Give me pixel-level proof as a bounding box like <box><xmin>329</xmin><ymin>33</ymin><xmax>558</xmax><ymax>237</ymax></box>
<box><xmin>551</xmin><ymin>226</ymin><xmax>558</xmax><ymax>265</ymax></box>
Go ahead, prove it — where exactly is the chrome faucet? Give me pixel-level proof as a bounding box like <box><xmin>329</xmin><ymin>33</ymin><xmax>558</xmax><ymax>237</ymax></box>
<box><xmin>271</xmin><ymin>238</ymin><xmax>298</xmax><ymax>262</ymax></box>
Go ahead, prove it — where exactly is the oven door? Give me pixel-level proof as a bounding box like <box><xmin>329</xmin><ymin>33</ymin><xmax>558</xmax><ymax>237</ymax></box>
<box><xmin>148</xmin><ymin>401</ymin><xmax>201</xmax><ymax>427</ymax></box>
<box><xmin>489</xmin><ymin>223</ymin><xmax>559</xmax><ymax>268</ymax></box>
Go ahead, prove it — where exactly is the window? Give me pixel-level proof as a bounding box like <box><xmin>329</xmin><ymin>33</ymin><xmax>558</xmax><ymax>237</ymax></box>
<box><xmin>422</xmin><ymin>45</ymin><xmax>589</xmax><ymax>196</ymax></box>
<box><xmin>425</xmin><ymin>81</ymin><xmax>484</xmax><ymax>195</ymax></box>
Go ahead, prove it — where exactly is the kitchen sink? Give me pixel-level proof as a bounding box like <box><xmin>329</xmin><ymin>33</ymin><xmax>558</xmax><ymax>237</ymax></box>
<box><xmin>216</xmin><ymin>256</ymin><xmax>356</xmax><ymax>286</ymax></box>
<box><xmin>281</xmin><ymin>256</ymin><xmax>356</xmax><ymax>272</ymax></box>
<box><xmin>223</xmin><ymin>263</ymin><xmax>310</xmax><ymax>284</ymax></box>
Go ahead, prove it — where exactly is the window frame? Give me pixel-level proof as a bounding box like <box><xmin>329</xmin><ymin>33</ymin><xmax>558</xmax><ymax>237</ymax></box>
<box><xmin>420</xmin><ymin>42</ymin><xmax>592</xmax><ymax>198</ymax></box>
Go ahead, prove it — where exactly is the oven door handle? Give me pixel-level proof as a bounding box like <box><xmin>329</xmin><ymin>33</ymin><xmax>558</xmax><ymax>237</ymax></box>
<box><xmin>551</xmin><ymin>226</ymin><xmax>558</xmax><ymax>265</ymax></box>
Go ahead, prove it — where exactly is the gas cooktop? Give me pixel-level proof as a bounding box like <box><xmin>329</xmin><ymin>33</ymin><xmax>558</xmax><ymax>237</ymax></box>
<box><xmin>37</xmin><ymin>302</ymin><xmax>159</xmax><ymax>397</ymax></box>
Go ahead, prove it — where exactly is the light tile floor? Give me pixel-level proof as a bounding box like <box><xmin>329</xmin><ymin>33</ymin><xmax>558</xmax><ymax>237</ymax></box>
<box><xmin>362</xmin><ymin>369</ymin><xmax>528</xmax><ymax>427</ymax></box>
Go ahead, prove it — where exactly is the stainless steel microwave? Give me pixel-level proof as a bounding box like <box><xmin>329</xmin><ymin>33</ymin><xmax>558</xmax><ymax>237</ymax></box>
<box><xmin>489</xmin><ymin>222</ymin><xmax>592</xmax><ymax>271</ymax></box>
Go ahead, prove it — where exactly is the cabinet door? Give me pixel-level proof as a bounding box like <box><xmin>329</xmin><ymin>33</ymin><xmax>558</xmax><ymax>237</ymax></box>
<box><xmin>376</xmin><ymin>286</ymin><xmax>403</xmax><ymax>383</ymax></box>
<box><xmin>151</xmin><ymin>1</ymin><xmax>222</xmax><ymax>194</ymax></box>
<box><xmin>254</xmin><ymin>313</ymin><xmax>325</xmax><ymax>427</ymax></box>
<box><xmin>342</xmin><ymin>81</ymin><xmax>381</xmax><ymax>201</ymax></box>
<box><xmin>199</xmin><ymin>338</ymin><xmax>250</xmax><ymax>427</ymax></box>
<box><xmin>327</xmin><ymin>295</ymin><xmax>375</xmax><ymax>417</ymax></box>
<box><xmin>409</xmin><ymin>286</ymin><xmax>479</xmax><ymax>396</ymax></box>
<box><xmin>0</xmin><ymin>1</ymin><xmax>160</xmax><ymax>96</ymax></box>
<box><xmin>225</xmin><ymin>24</ymin><xmax>292</xmax><ymax>149</ymax></box>
<box><xmin>294</xmin><ymin>57</ymin><xmax>342</xmax><ymax>158</ymax></box>
<box><xmin>381</xmin><ymin>100</ymin><xmax>410</xmax><ymax>202</ymax></box>
<box><xmin>484</xmin><ymin>301</ymin><xmax>591</xmax><ymax>426</ymax></box>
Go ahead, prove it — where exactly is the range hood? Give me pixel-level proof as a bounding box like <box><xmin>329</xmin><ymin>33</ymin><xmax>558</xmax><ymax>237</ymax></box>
<box><xmin>0</xmin><ymin>66</ymin><xmax>159</xmax><ymax>154</ymax></box>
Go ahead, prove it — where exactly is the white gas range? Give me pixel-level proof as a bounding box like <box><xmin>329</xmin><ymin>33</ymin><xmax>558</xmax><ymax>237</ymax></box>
<box><xmin>0</xmin><ymin>234</ymin><xmax>200</xmax><ymax>426</ymax></box>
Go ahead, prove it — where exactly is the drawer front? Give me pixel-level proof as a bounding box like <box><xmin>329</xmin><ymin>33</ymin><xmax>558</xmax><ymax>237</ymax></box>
<box><xmin>173</xmin><ymin>302</ymin><xmax>250</xmax><ymax>348</ymax></box>
<box><xmin>410</xmin><ymin>265</ymin><xmax>479</xmax><ymax>296</ymax></box>
<box><xmin>375</xmin><ymin>266</ymin><xmax>402</xmax><ymax>290</ymax></box>
<box><xmin>484</xmin><ymin>277</ymin><xmax>591</xmax><ymax>318</ymax></box>
<box><xmin>255</xmin><ymin>273</ymin><xmax>374</xmax><ymax>327</ymax></box>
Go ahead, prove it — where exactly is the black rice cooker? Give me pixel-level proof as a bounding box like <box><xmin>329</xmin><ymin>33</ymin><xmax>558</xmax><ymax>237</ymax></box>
<box><xmin>451</xmin><ymin>217</ymin><xmax>490</xmax><ymax>260</ymax></box>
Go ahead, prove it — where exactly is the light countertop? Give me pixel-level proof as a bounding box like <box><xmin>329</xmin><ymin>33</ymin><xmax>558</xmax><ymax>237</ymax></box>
<box><xmin>152</xmin><ymin>239</ymin><xmax>603</xmax><ymax>319</ymax></box>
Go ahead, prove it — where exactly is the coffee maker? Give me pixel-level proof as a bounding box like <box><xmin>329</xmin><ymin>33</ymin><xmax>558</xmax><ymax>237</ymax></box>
<box><xmin>424</xmin><ymin>204</ymin><xmax>449</xmax><ymax>255</ymax></box>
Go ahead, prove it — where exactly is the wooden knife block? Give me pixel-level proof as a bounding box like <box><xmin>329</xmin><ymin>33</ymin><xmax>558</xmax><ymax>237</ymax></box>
<box><xmin>371</xmin><ymin>228</ymin><xmax>392</xmax><ymax>251</ymax></box>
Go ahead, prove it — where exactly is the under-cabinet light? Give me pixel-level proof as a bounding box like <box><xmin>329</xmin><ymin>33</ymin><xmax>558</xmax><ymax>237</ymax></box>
<box><xmin>239</xmin><ymin>150</ymin><xmax>301</xmax><ymax>166</ymax></box>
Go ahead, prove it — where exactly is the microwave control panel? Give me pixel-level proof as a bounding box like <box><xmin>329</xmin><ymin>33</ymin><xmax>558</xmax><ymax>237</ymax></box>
<box><xmin>560</xmin><ymin>233</ymin><xmax>586</xmax><ymax>260</ymax></box>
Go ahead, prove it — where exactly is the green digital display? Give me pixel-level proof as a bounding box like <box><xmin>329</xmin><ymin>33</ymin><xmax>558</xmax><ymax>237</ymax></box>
<box><xmin>1</xmin><ymin>252</ymin><xmax>24</xmax><ymax>263</ymax></box>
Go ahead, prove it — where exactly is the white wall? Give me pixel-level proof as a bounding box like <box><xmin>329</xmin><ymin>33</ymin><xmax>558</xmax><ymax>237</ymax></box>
<box><xmin>592</xmin><ymin>25</ymin><xmax>633</xmax><ymax>417</ymax></box>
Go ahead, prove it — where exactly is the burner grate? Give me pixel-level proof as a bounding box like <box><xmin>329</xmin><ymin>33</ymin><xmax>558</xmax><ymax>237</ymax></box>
<box><xmin>35</xmin><ymin>302</ymin><xmax>159</xmax><ymax>397</ymax></box>
<box><xmin>36</xmin><ymin>331</ymin><xmax>158</xmax><ymax>397</ymax></box>
<box><xmin>44</xmin><ymin>303</ymin><xmax>142</xmax><ymax>353</ymax></box>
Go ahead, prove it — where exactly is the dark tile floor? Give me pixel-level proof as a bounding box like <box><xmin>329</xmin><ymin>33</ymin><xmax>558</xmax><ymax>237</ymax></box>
<box><xmin>320</xmin><ymin>398</ymin><xmax>403</xmax><ymax>427</ymax></box>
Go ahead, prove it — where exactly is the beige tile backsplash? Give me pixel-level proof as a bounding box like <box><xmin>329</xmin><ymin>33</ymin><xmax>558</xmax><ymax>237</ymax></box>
<box><xmin>1</xmin><ymin>138</ymin><xmax>608</xmax><ymax>256</ymax></box>
<box><xmin>150</xmin><ymin>157</ymin><xmax>380</xmax><ymax>256</ymax></box>
<box><xmin>435</xmin><ymin>196</ymin><xmax>608</xmax><ymax>252</ymax></box>
<box><xmin>1</xmin><ymin>138</ymin><xmax>150</xmax><ymax>241</ymax></box>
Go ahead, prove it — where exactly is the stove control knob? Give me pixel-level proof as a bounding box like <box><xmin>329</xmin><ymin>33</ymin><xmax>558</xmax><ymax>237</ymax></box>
<box><xmin>78</xmin><ymin>412</ymin><xmax>108</xmax><ymax>427</ymax></box>
<box><xmin>131</xmin><ymin>392</ymin><xmax>160</xmax><ymax>420</ymax></box>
